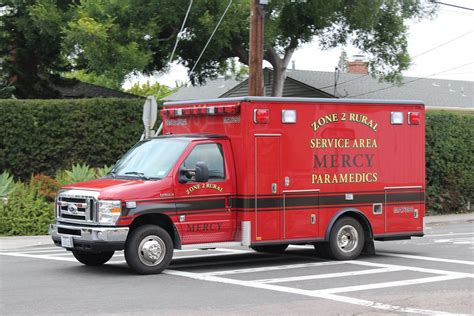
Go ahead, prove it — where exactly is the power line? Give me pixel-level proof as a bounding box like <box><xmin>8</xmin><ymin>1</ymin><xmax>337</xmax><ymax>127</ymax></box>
<box><xmin>411</xmin><ymin>30</ymin><xmax>474</xmax><ymax>59</ymax></box>
<box><xmin>189</xmin><ymin>0</ymin><xmax>233</xmax><ymax>75</ymax></box>
<box><xmin>320</xmin><ymin>30</ymin><xmax>474</xmax><ymax>91</ymax></box>
<box><xmin>168</xmin><ymin>0</ymin><xmax>194</xmax><ymax>65</ymax></box>
<box><xmin>433</xmin><ymin>1</ymin><xmax>474</xmax><ymax>11</ymax></box>
<box><xmin>348</xmin><ymin>61</ymin><xmax>474</xmax><ymax>98</ymax></box>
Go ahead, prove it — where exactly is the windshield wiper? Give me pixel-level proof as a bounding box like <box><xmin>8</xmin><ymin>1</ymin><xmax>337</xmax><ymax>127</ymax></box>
<box><xmin>124</xmin><ymin>171</ymin><xmax>150</xmax><ymax>180</ymax></box>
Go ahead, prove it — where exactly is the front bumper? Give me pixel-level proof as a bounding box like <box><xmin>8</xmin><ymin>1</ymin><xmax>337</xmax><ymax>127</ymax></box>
<box><xmin>49</xmin><ymin>223</ymin><xmax>129</xmax><ymax>253</ymax></box>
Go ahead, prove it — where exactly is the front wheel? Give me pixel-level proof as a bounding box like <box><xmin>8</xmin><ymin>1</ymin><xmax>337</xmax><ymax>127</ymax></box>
<box><xmin>71</xmin><ymin>250</ymin><xmax>114</xmax><ymax>266</ymax></box>
<box><xmin>125</xmin><ymin>225</ymin><xmax>173</xmax><ymax>275</ymax></box>
<box><xmin>326</xmin><ymin>217</ymin><xmax>365</xmax><ymax>260</ymax></box>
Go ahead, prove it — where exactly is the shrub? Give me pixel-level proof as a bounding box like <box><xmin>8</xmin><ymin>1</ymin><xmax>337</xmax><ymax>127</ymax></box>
<box><xmin>31</xmin><ymin>174</ymin><xmax>61</xmax><ymax>202</ymax></box>
<box><xmin>0</xmin><ymin>171</ymin><xmax>15</xmax><ymax>199</ymax></box>
<box><xmin>425</xmin><ymin>110</ymin><xmax>474</xmax><ymax>214</ymax></box>
<box><xmin>65</xmin><ymin>163</ymin><xmax>97</xmax><ymax>184</ymax></box>
<box><xmin>0</xmin><ymin>182</ymin><xmax>53</xmax><ymax>236</ymax></box>
<box><xmin>0</xmin><ymin>98</ymin><xmax>150</xmax><ymax>180</ymax></box>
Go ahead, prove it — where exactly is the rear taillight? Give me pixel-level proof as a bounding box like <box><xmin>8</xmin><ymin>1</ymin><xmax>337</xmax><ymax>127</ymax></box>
<box><xmin>254</xmin><ymin>109</ymin><xmax>270</xmax><ymax>124</ymax></box>
<box><xmin>408</xmin><ymin>112</ymin><xmax>420</xmax><ymax>125</ymax></box>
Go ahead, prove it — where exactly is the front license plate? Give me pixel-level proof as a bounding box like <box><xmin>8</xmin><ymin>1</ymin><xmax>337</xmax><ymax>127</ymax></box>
<box><xmin>61</xmin><ymin>236</ymin><xmax>73</xmax><ymax>248</ymax></box>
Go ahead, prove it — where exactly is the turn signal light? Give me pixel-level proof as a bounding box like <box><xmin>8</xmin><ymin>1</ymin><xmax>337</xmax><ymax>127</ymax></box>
<box><xmin>408</xmin><ymin>112</ymin><xmax>420</xmax><ymax>125</ymax></box>
<box><xmin>254</xmin><ymin>109</ymin><xmax>270</xmax><ymax>124</ymax></box>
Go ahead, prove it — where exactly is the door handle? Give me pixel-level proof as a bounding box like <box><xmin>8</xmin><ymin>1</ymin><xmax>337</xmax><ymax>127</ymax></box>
<box><xmin>271</xmin><ymin>183</ymin><xmax>277</xmax><ymax>194</ymax></box>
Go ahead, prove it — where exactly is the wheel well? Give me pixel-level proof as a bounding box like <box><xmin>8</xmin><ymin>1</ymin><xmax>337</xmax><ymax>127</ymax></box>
<box><xmin>326</xmin><ymin>209</ymin><xmax>373</xmax><ymax>244</ymax></box>
<box><xmin>129</xmin><ymin>214</ymin><xmax>181</xmax><ymax>249</ymax></box>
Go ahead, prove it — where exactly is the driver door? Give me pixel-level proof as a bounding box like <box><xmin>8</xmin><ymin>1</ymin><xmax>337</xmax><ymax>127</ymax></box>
<box><xmin>173</xmin><ymin>141</ymin><xmax>235</xmax><ymax>244</ymax></box>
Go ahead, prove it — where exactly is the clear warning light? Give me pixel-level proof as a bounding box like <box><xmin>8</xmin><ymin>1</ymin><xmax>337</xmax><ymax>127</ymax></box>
<box><xmin>282</xmin><ymin>110</ymin><xmax>297</xmax><ymax>123</ymax></box>
<box><xmin>390</xmin><ymin>112</ymin><xmax>403</xmax><ymax>125</ymax></box>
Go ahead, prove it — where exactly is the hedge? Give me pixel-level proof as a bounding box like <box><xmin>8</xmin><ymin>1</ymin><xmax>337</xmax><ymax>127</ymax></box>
<box><xmin>425</xmin><ymin>110</ymin><xmax>473</xmax><ymax>214</ymax></box>
<box><xmin>0</xmin><ymin>98</ymin><xmax>149</xmax><ymax>179</ymax></box>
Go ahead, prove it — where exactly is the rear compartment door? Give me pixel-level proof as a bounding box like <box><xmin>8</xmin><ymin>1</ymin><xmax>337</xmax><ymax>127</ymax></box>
<box><xmin>255</xmin><ymin>135</ymin><xmax>282</xmax><ymax>241</ymax></box>
<box><xmin>384</xmin><ymin>187</ymin><xmax>424</xmax><ymax>233</ymax></box>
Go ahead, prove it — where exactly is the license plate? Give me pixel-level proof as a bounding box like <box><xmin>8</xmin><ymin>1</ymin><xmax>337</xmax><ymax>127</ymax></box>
<box><xmin>61</xmin><ymin>236</ymin><xmax>73</xmax><ymax>248</ymax></box>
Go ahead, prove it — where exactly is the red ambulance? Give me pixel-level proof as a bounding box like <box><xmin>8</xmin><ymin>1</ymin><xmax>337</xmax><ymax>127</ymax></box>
<box><xmin>50</xmin><ymin>97</ymin><xmax>425</xmax><ymax>274</ymax></box>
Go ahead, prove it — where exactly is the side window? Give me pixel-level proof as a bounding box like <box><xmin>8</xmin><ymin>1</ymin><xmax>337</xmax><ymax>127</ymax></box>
<box><xmin>182</xmin><ymin>143</ymin><xmax>225</xmax><ymax>181</ymax></box>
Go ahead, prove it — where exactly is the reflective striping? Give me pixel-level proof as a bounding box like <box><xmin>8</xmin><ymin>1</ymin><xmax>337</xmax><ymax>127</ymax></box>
<box><xmin>254</xmin><ymin>267</ymin><xmax>405</xmax><ymax>284</ymax></box>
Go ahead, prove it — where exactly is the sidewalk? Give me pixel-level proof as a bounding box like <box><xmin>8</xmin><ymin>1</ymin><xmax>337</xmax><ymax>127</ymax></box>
<box><xmin>1</xmin><ymin>213</ymin><xmax>472</xmax><ymax>251</ymax></box>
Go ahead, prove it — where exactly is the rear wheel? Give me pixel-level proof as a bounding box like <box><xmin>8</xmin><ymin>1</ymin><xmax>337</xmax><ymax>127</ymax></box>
<box><xmin>250</xmin><ymin>244</ymin><xmax>288</xmax><ymax>253</ymax></box>
<box><xmin>326</xmin><ymin>217</ymin><xmax>364</xmax><ymax>260</ymax></box>
<box><xmin>71</xmin><ymin>250</ymin><xmax>114</xmax><ymax>266</ymax></box>
<box><xmin>125</xmin><ymin>225</ymin><xmax>173</xmax><ymax>274</ymax></box>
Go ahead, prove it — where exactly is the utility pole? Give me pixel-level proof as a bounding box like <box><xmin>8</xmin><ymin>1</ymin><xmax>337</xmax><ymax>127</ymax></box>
<box><xmin>248</xmin><ymin>0</ymin><xmax>265</xmax><ymax>96</ymax></box>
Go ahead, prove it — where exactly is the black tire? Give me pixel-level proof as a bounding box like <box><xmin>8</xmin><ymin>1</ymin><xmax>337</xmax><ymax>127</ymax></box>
<box><xmin>125</xmin><ymin>225</ymin><xmax>173</xmax><ymax>275</ymax></box>
<box><xmin>250</xmin><ymin>244</ymin><xmax>288</xmax><ymax>253</ymax></box>
<box><xmin>71</xmin><ymin>250</ymin><xmax>114</xmax><ymax>266</ymax></box>
<box><xmin>326</xmin><ymin>217</ymin><xmax>365</xmax><ymax>260</ymax></box>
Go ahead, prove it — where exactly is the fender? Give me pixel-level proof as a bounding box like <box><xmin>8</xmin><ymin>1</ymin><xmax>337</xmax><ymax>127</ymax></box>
<box><xmin>125</xmin><ymin>204</ymin><xmax>182</xmax><ymax>249</ymax></box>
<box><xmin>324</xmin><ymin>207</ymin><xmax>373</xmax><ymax>241</ymax></box>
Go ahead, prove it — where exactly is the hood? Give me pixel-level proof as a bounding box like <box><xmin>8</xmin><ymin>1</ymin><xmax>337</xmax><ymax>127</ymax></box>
<box><xmin>64</xmin><ymin>177</ymin><xmax>174</xmax><ymax>201</ymax></box>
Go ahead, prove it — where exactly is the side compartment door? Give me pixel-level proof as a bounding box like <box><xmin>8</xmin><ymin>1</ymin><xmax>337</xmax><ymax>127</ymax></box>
<box><xmin>255</xmin><ymin>136</ymin><xmax>282</xmax><ymax>241</ymax></box>
<box><xmin>174</xmin><ymin>141</ymin><xmax>235</xmax><ymax>244</ymax></box>
<box><xmin>385</xmin><ymin>187</ymin><xmax>424</xmax><ymax>233</ymax></box>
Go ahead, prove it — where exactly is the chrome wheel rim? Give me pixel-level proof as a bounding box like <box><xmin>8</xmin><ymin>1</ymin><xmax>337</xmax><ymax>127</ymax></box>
<box><xmin>138</xmin><ymin>235</ymin><xmax>166</xmax><ymax>266</ymax></box>
<box><xmin>336</xmin><ymin>225</ymin><xmax>358</xmax><ymax>253</ymax></box>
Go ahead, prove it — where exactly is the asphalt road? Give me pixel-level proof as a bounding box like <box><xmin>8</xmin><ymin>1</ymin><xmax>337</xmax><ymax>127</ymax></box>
<box><xmin>1</xmin><ymin>219</ymin><xmax>473</xmax><ymax>316</ymax></box>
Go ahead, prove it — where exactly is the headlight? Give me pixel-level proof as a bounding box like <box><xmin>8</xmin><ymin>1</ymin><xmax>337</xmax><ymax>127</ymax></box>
<box><xmin>98</xmin><ymin>200</ymin><xmax>122</xmax><ymax>225</ymax></box>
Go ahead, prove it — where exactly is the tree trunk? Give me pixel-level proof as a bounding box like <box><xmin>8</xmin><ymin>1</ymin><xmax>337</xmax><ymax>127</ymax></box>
<box><xmin>264</xmin><ymin>46</ymin><xmax>295</xmax><ymax>97</ymax></box>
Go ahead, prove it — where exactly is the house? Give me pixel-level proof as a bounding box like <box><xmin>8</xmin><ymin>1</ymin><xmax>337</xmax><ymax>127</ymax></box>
<box><xmin>53</xmin><ymin>79</ymin><xmax>141</xmax><ymax>99</ymax></box>
<box><xmin>166</xmin><ymin>65</ymin><xmax>473</xmax><ymax>109</ymax></box>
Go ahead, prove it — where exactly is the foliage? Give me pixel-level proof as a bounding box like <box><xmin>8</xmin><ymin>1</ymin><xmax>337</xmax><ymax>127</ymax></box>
<box><xmin>30</xmin><ymin>174</ymin><xmax>61</xmax><ymax>202</ymax></box>
<box><xmin>0</xmin><ymin>98</ymin><xmax>146</xmax><ymax>180</ymax></box>
<box><xmin>63</xmin><ymin>70</ymin><xmax>122</xmax><ymax>91</ymax></box>
<box><xmin>425</xmin><ymin>111</ymin><xmax>474</xmax><ymax>214</ymax></box>
<box><xmin>0</xmin><ymin>171</ymin><xmax>15</xmax><ymax>199</ymax></box>
<box><xmin>65</xmin><ymin>163</ymin><xmax>97</xmax><ymax>184</ymax></box>
<box><xmin>0</xmin><ymin>181</ymin><xmax>54</xmax><ymax>236</ymax></box>
<box><xmin>96</xmin><ymin>165</ymin><xmax>113</xmax><ymax>178</ymax></box>
<box><xmin>125</xmin><ymin>81</ymin><xmax>177</xmax><ymax>100</ymax></box>
<box><xmin>0</xmin><ymin>0</ymin><xmax>76</xmax><ymax>98</ymax></box>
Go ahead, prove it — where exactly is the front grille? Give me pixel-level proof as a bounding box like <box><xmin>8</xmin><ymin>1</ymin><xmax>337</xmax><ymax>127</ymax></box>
<box><xmin>57</xmin><ymin>193</ymin><xmax>97</xmax><ymax>224</ymax></box>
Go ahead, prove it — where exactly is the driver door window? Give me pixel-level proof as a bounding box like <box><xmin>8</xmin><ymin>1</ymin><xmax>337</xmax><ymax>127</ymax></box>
<box><xmin>182</xmin><ymin>143</ymin><xmax>225</xmax><ymax>181</ymax></box>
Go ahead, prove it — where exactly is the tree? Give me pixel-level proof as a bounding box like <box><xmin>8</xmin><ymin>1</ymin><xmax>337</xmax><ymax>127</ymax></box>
<box><xmin>178</xmin><ymin>0</ymin><xmax>436</xmax><ymax>96</ymax></box>
<box><xmin>0</xmin><ymin>1</ymin><xmax>76</xmax><ymax>98</ymax></box>
<box><xmin>125</xmin><ymin>81</ymin><xmax>177</xmax><ymax>100</ymax></box>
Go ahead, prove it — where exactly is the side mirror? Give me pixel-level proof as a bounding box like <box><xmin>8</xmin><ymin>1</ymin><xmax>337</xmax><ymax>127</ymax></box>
<box><xmin>195</xmin><ymin>161</ymin><xmax>209</xmax><ymax>182</ymax></box>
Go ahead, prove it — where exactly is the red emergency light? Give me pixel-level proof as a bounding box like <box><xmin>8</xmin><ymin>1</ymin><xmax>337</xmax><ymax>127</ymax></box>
<box><xmin>254</xmin><ymin>109</ymin><xmax>270</xmax><ymax>124</ymax></box>
<box><xmin>408</xmin><ymin>112</ymin><xmax>420</xmax><ymax>125</ymax></box>
<box><xmin>160</xmin><ymin>104</ymin><xmax>240</xmax><ymax>118</ymax></box>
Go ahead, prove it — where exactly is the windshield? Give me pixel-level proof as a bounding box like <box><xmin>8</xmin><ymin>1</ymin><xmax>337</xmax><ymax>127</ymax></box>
<box><xmin>110</xmin><ymin>138</ymin><xmax>189</xmax><ymax>179</ymax></box>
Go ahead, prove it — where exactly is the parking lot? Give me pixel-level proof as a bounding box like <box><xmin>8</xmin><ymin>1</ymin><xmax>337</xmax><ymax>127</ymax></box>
<box><xmin>1</xmin><ymin>218</ymin><xmax>473</xmax><ymax>315</ymax></box>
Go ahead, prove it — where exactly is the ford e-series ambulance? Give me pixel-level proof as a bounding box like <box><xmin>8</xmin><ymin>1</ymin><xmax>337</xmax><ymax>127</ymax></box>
<box><xmin>50</xmin><ymin>97</ymin><xmax>425</xmax><ymax>274</ymax></box>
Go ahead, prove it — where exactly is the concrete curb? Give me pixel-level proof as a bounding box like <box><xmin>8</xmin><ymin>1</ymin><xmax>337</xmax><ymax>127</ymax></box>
<box><xmin>1</xmin><ymin>213</ymin><xmax>472</xmax><ymax>251</ymax></box>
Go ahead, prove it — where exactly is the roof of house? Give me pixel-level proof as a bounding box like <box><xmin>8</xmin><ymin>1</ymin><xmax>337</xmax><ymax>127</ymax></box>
<box><xmin>54</xmin><ymin>79</ymin><xmax>141</xmax><ymax>99</ymax></box>
<box><xmin>165</xmin><ymin>69</ymin><xmax>473</xmax><ymax>109</ymax></box>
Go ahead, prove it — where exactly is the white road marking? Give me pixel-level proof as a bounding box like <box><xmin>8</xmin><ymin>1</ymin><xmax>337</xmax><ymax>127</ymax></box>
<box><xmin>164</xmin><ymin>269</ymin><xmax>467</xmax><ymax>316</ymax></box>
<box><xmin>204</xmin><ymin>261</ymin><xmax>345</xmax><ymax>276</ymax></box>
<box><xmin>0</xmin><ymin>252</ymin><xmax>76</xmax><ymax>262</ymax></box>
<box><xmin>424</xmin><ymin>232</ymin><xmax>474</xmax><ymax>238</ymax></box>
<box><xmin>350</xmin><ymin>260</ymin><xmax>474</xmax><ymax>278</ymax></box>
<box><xmin>312</xmin><ymin>274</ymin><xmax>464</xmax><ymax>294</ymax></box>
<box><xmin>377</xmin><ymin>252</ymin><xmax>474</xmax><ymax>266</ymax></box>
<box><xmin>254</xmin><ymin>267</ymin><xmax>405</xmax><ymax>284</ymax></box>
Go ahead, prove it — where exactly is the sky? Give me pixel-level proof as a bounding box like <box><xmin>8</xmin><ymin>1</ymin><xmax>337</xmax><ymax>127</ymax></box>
<box><xmin>126</xmin><ymin>0</ymin><xmax>473</xmax><ymax>88</ymax></box>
